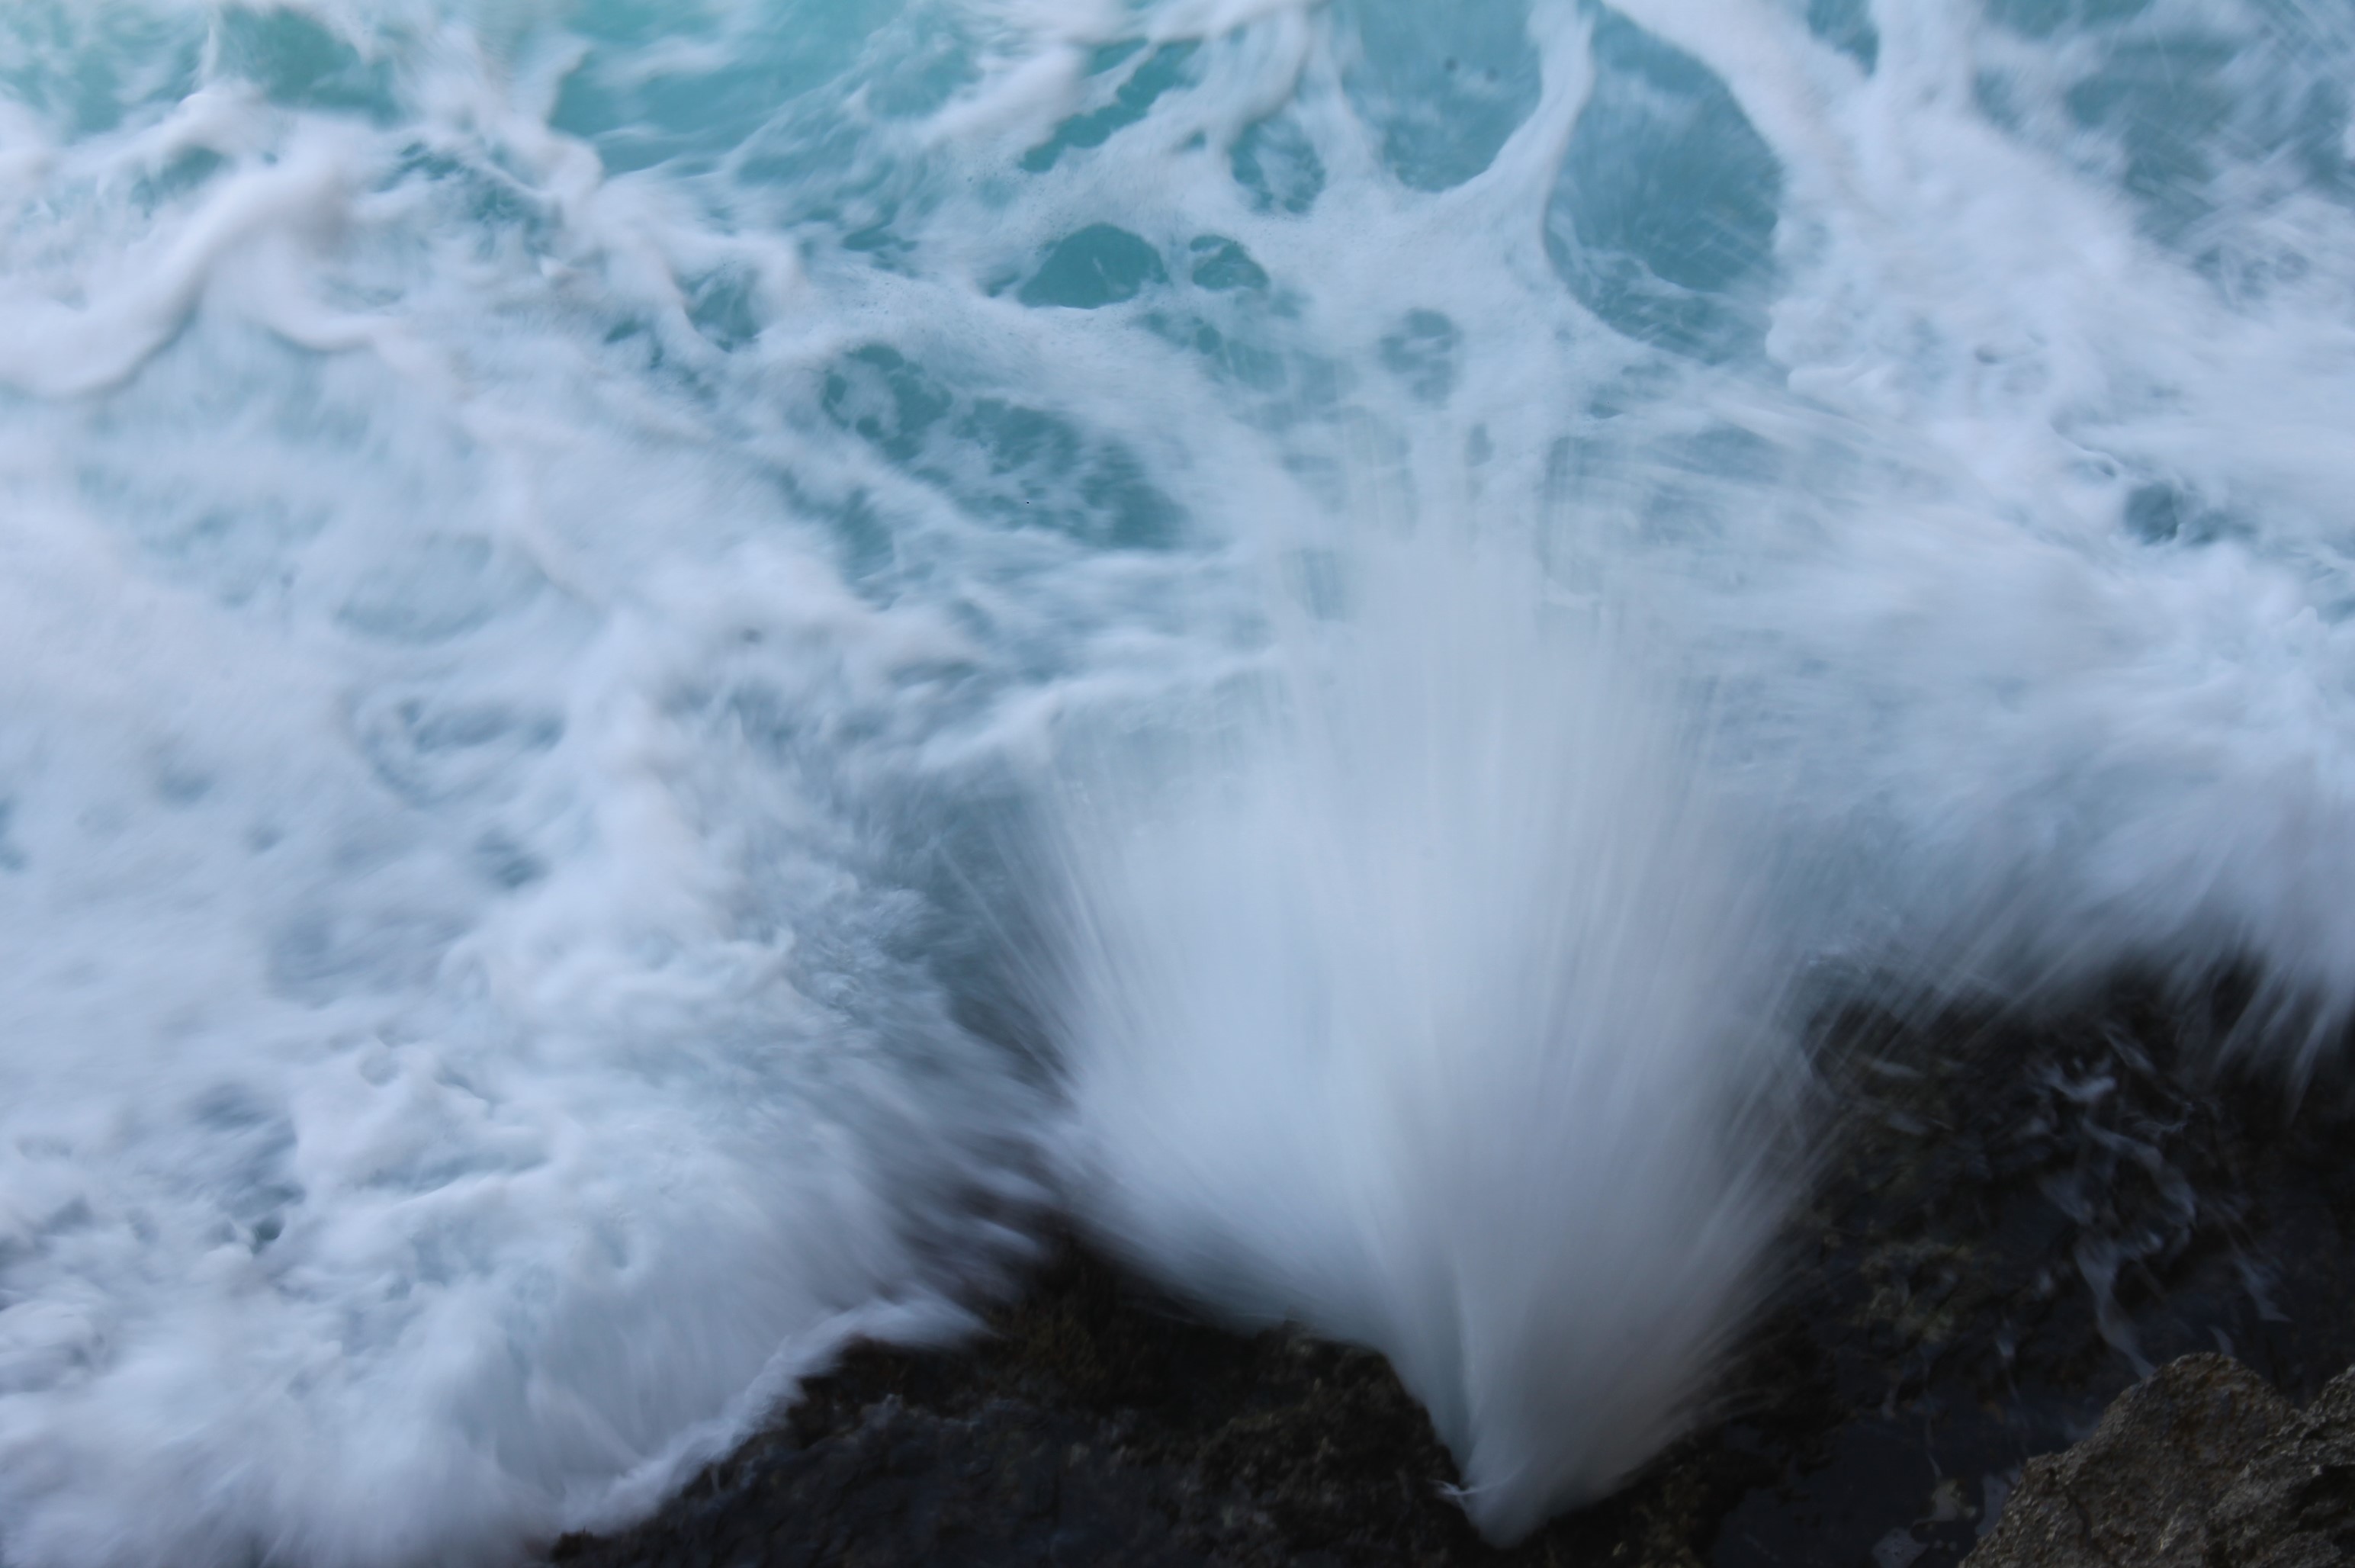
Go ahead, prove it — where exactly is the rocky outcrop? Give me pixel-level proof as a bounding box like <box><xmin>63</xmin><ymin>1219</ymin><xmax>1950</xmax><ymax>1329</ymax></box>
<box><xmin>1964</xmin><ymin>1353</ymin><xmax>2355</xmax><ymax>1568</ymax></box>
<box><xmin>548</xmin><ymin>1245</ymin><xmax>1737</xmax><ymax>1568</ymax></box>
<box><xmin>554</xmin><ymin>991</ymin><xmax>2355</xmax><ymax>1568</ymax></box>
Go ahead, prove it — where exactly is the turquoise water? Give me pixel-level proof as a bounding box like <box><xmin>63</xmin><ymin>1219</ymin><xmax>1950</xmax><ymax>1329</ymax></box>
<box><xmin>5</xmin><ymin>2</ymin><xmax>2355</xmax><ymax>1561</ymax></box>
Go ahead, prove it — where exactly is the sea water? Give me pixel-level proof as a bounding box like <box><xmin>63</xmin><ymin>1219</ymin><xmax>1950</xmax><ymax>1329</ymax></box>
<box><xmin>2</xmin><ymin>1</ymin><xmax>2353</xmax><ymax>1560</ymax></box>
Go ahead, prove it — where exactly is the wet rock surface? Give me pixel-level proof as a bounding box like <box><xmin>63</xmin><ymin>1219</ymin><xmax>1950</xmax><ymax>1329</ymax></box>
<box><xmin>553</xmin><ymin>989</ymin><xmax>2355</xmax><ymax>1567</ymax></box>
<box><xmin>1961</xmin><ymin>1352</ymin><xmax>2355</xmax><ymax>1568</ymax></box>
<box><xmin>552</xmin><ymin>1242</ymin><xmax>1740</xmax><ymax>1568</ymax></box>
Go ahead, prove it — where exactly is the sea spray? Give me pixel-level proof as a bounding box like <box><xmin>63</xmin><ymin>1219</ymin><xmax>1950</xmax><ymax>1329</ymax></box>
<box><xmin>1037</xmin><ymin>526</ymin><xmax>1804</xmax><ymax>1543</ymax></box>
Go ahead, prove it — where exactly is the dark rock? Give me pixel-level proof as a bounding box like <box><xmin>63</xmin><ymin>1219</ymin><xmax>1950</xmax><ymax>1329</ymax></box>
<box><xmin>2212</xmin><ymin>1365</ymin><xmax>2355</xmax><ymax>1568</ymax></box>
<box><xmin>1963</xmin><ymin>1353</ymin><xmax>2355</xmax><ymax>1567</ymax></box>
<box><xmin>1961</xmin><ymin>1354</ymin><xmax>2289</xmax><ymax>1566</ymax></box>
<box><xmin>549</xmin><ymin>1245</ymin><xmax>1733</xmax><ymax>1567</ymax></box>
<box><xmin>555</xmin><ymin>984</ymin><xmax>2355</xmax><ymax>1568</ymax></box>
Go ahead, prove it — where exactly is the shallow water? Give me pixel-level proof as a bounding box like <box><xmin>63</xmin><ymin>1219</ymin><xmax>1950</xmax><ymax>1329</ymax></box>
<box><xmin>3</xmin><ymin>2</ymin><xmax>2354</xmax><ymax>1561</ymax></box>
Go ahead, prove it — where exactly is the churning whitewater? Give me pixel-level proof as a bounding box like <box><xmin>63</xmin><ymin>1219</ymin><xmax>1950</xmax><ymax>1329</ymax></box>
<box><xmin>3</xmin><ymin>0</ymin><xmax>2355</xmax><ymax>1561</ymax></box>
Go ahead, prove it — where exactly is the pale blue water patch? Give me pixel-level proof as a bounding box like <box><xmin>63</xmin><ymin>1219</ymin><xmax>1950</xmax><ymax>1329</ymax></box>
<box><xmin>1017</xmin><ymin>223</ymin><xmax>1168</xmax><ymax>307</ymax></box>
<box><xmin>551</xmin><ymin>0</ymin><xmax>906</xmax><ymax>174</ymax></box>
<box><xmin>1987</xmin><ymin>0</ymin><xmax>2157</xmax><ymax>40</ymax></box>
<box><xmin>1545</xmin><ymin>10</ymin><xmax>1782</xmax><ymax>363</ymax></box>
<box><xmin>1336</xmin><ymin>0</ymin><xmax>1544</xmax><ymax>192</ymax></box>
<box><xmin>0</xmin><ymin>4</ymin><xmax>203</xmax><ymax>134</ymax></box>
<box><xmin>1379</xmin><ymin>308</ymin><xmax>1462</xmax><ymax>405</ymax></box>
<box><xmin>1971</xmin><ymin>0</ymin><xmax>2355</xmax><ymax>256</ymax></box>
<box><xmin>1021</xmin><ymin>41</ymin><xmax>1200</xmax><ymax>174</ymax></box>
<box><xmin>1229</xmin><ymin>107</ymin><xmax>1325</xmax><ymax>214</ymax></box>
<box><xmin>818</xmin><ymin>341</ymin><xmax>1187</xmax><ymax>547</ymax></box>
<box><xmin>217</xmin><ymin>6</ymin><xmax>400</xmax><ymax>118</ymax></box>
<box><xmin>1805</xmin><ymin>0</ymin><xmax>1878</xmax><ymax>72</ymax></box>
<box><xmin>1187</xmin><ymin>233</ymin><xmax>1269</xmax><ymax>294</ymax></box>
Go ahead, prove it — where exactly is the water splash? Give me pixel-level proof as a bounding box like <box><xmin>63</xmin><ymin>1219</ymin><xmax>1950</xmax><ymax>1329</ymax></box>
<box><xmin>1036</xmin><ymin>528</ymin><xmax>1806</xmax><ymax>1542</ymax></box>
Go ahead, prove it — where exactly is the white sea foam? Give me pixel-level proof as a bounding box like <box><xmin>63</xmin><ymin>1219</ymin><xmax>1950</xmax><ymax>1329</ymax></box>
<box><xmin>4</xmin><ymin>0</ymin><xmax>2355</xmax><ymax>1560</ymax></box>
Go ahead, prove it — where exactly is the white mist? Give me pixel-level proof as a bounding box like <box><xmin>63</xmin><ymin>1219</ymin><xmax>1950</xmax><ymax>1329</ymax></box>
<box><xmin>1040</xmin><ymin>530</ymin><xmax>1802</xmax><ymax>1543</ymax></box>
